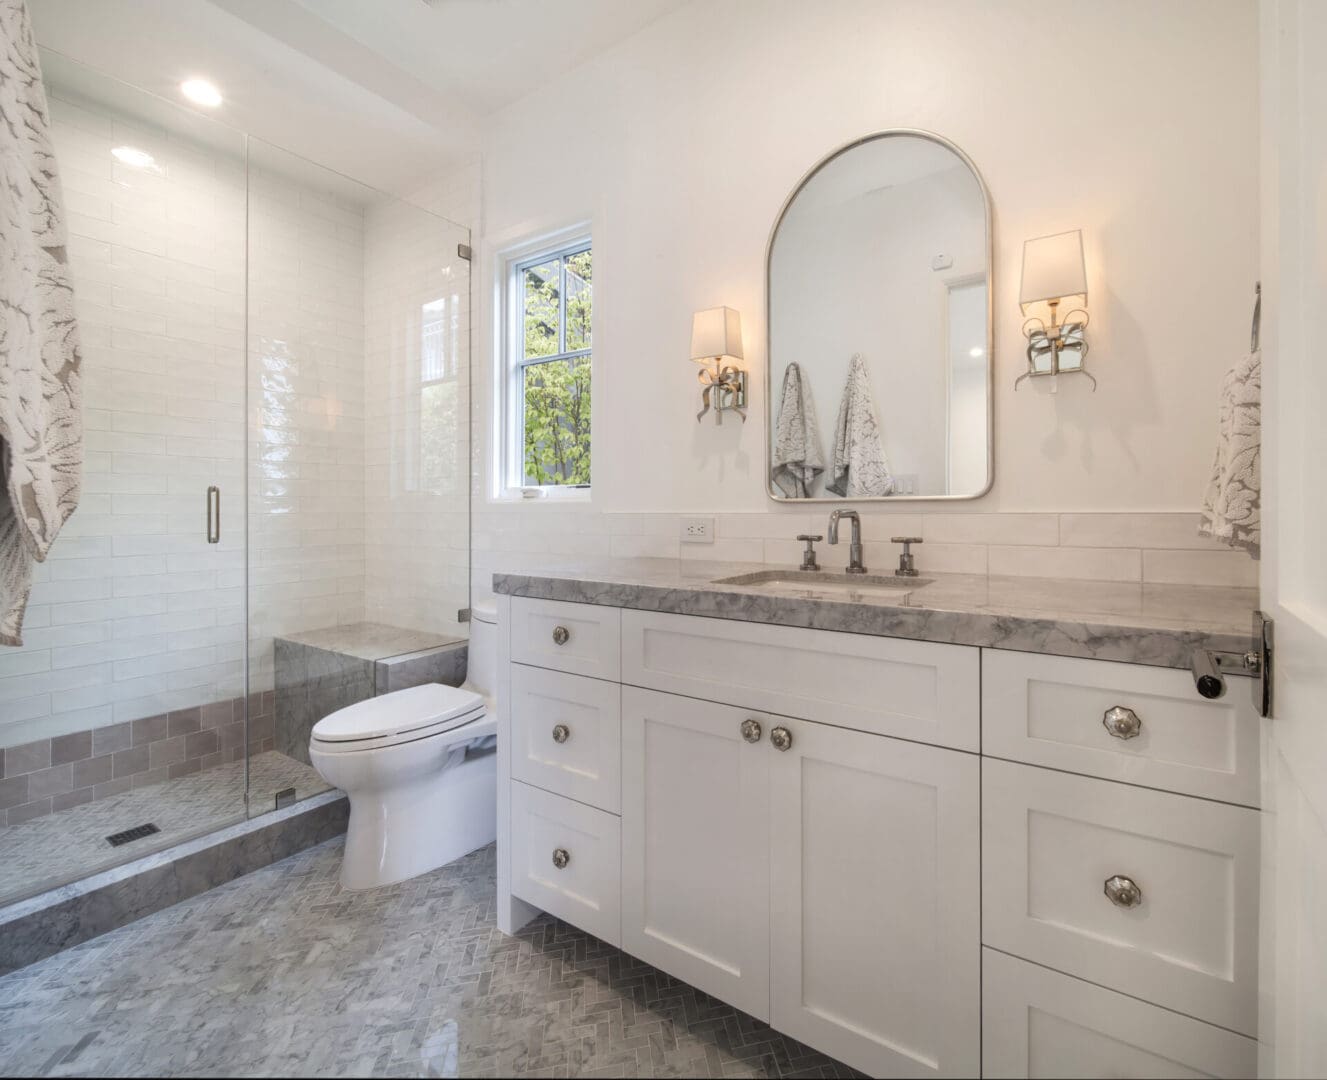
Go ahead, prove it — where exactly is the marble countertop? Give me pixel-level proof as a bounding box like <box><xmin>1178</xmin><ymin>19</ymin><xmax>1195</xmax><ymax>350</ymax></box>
<box><xmin>492</xmin><ymin>558</ymin><xmax>1259</xmax><ymax>669</ymax></box>
<box><xmin>276</xmin><ymin>621</ymin><xmax>463</xmax><ymax>661</ymax></box>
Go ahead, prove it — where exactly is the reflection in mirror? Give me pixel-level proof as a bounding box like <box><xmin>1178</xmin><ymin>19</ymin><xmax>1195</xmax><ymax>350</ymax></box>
<box><xmin>767</xmin><ymin>132</ymin><xmax>991</xmax><ymax>500</ymax></box>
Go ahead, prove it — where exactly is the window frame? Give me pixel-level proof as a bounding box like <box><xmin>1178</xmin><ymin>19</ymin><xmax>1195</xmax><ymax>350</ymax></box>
<box><xmin>498</xmin><ymin>233</ymin><xmax>594</xmax><ymax>499</ymax></box>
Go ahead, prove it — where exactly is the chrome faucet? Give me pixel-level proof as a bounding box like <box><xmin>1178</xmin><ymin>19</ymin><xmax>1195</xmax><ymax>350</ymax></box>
<box><xmin>827</xmin><ymin>510</ymin><xmax>866</xmax><ymax>574</ymax></box>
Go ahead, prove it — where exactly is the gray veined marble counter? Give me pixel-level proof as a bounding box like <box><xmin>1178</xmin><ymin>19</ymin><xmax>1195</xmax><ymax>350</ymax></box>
<box><xmin>492</xmin><ymin>557</ymin><xmax>1258</xmax><ymax>669</ymax></box>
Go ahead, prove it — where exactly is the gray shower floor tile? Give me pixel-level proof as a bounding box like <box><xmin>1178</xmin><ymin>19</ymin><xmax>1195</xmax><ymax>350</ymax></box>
<box><xmin>0</xmin><ymin>752</ymin><xmax>328</xmax><ymax>906</ymax></box>
<box><xmin>0</xmin><ymin>839</ymin><xmax>861</xmax><ymax>1079</ymax></box>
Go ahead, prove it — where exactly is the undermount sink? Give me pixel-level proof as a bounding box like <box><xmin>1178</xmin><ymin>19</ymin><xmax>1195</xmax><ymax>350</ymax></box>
<box><xmin>712</xmin><ymin>569</ymin><xmax>933</xmax><ymax>598</ymax></box>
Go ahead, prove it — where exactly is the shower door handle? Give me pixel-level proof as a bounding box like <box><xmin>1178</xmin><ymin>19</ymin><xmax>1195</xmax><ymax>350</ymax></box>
<box><xmin>206</xmin><ymin>486</ymin><xmax>220</xmax><ymax>544</ymax></box>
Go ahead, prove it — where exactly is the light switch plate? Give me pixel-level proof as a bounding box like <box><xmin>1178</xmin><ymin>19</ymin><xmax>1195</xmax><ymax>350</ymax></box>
<box><xmin>680</xmin><ymin>516</ymin><xmax>714</xmax><ymax>543</ymax></box>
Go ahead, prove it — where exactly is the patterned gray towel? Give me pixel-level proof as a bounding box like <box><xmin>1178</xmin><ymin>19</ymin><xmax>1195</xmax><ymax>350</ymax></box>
<box><xmin>0</xmin><ymin>0</ymin><xmax>84</xmax><ymax>646</ymax></box>
<box><xmin>771</xmin><ymin>362</ymin><xmax>825</xmax><ymax>498</ymax></box>
<box><xmin>827</xmin><ymin>353</ymin><xmax>893</xmax><ymax>497</ymax></box>
<box><xmin>1199</xmin><ymin>350</ymin><xmax>1260</xmax><ymax>558</ymax></box>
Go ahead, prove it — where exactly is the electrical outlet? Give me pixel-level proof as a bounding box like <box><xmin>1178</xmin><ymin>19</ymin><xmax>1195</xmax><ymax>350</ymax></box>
<box><xmin>681</xmin><ymin>516</ymin><xmax>714</xmax><ymax>543</ymax></box>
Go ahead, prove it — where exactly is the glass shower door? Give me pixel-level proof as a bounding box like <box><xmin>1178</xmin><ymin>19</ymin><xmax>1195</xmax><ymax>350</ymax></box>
<box><xmin>244</xmin><ymin>138</ymin><xmax>472</xmax><ymax>820</ymax></box>
<box><xmin>0</xmin><ymin>52</ymin><xmax>250</xmax><ymax>904</ymax></box>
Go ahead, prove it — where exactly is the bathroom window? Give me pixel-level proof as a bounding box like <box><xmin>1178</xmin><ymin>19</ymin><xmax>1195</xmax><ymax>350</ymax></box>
<box><xmin>501</xmin><ymin>237</ymin><xmax>592</xmax><ymax>496</ymax></box>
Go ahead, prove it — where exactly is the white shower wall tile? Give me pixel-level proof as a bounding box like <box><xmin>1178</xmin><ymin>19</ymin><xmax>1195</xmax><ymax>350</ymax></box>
<box><xmin>360</xmin><ymin>194</ymin><xmax>471</xmax><ymax>638</ymax></box>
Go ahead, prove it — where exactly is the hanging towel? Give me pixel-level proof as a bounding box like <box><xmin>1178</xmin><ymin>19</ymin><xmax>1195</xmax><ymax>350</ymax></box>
<box><xmin>827</xmin><ymin>353</ymin><xmax>893</xmax><ymax>497</ymax></box>
<box><xmin>771</xmin><ymin>362</ymin><xmax>825</xmax><ymax>497</ymax></box>
<box><xmin>1198</xmin><ymin>349</ymin><xmax>1260</xmax><ymax>558</ymax></box>
<box><xmin>0</xmin><ymin>0</ymin><xmax>84</xmax><ymax>646</ymax></box>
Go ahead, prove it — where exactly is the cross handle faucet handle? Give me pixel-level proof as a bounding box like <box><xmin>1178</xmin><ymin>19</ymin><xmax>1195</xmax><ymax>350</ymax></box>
<box><xmin>891</xmin><ymin>536</ymin><xmax>923</xmax><ymax>577</ymax></box>
<box><xmin>796</xmin><ymin>534</ymin><xmax>824</xmax><ymax>571</ymax></box>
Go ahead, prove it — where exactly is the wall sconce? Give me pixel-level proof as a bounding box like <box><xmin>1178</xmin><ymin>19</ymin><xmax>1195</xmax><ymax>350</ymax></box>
<box><xmin>690</xmin><ymin>306</ymin><xmax>747</xmax><ymax>423</ymax></box>
<box><xmin>1016</xmin><ymin>229</ymin><xmax>1094</xmax><ymax>390</ymax></box>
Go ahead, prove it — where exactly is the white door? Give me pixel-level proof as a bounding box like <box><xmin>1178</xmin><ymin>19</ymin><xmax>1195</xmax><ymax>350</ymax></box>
<box><xmin>620</xmin><ymin>686</ymin><xmax>771</xmax><ymax>1019</ymax></box>
<box><xmin>1259</xmin><ymin>2</ymin><xmax>1327</xmax><ymax>1075</ymax></box>
<box><xmin>768</xmin><ymin>717</ymin><xmax>980</xmax><ymax>1077</ymax></box>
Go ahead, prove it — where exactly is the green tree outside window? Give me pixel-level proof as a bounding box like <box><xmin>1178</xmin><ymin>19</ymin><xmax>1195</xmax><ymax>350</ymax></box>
<box><xmin>519</xmin><ymin>245</ymin><xmax>591</xmax><ymax>486</ymax></box>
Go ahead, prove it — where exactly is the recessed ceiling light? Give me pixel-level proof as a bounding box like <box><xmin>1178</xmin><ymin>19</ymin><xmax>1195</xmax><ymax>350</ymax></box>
<box><xmin>111</xmin><ymin>145</ymin><xmax>156</xmax><ymax>169</ymax></box>
<box><xmin>180</xmin><ymin>78</ymin><xmax>223</xmax><ymax>108</ymax></box>
<box><xmin>968</xmin><ymin>346</ymin><xmax>985</xmax><ymax>358</ymax></box>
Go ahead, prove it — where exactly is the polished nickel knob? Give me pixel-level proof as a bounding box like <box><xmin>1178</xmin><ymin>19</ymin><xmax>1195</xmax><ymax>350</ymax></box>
<box><xmin>1102</xmin><ymin>706</ymin><xmax>1142</xmax><ymax>740</ymax></box>
<box><xmin>770</xmin><ymin>726</ymin><xmax>793</xmax><ymax>752</ymax></box>
<box><xmin>552</xmin><ymin>723</ymin><xmax>570</xmax><ymax>744</ymax></box>
<box><xmin>552</xmin><ymin>847</ymin><xmax>570</xmax><ymax>870</ymax></box>
<box><xmin>740</xmin><ymin>718</ymin><xmax>762</xmax><ymax>743</ymax></box>
<box><xmin>552</xmin><ymin>625</ymin><xmax>570</xmax><ymax>646</ymax></box>
<box><xmin>1104</xmin><ymin>874</ymin><xmax>1142</xmax><ymax>908</ymax></box>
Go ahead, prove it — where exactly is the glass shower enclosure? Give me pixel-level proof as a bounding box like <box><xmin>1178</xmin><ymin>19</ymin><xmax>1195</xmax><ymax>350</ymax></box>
<box><xmin>0</xmin><ymin>52</ymin><xmax>471</xmax><ymax>907</ymax></box>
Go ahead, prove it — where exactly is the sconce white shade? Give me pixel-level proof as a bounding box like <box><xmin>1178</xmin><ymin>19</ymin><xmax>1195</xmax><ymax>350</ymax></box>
<box><xmin>1019</xmin><ymin>230</ymin><xmax>1087</xmax><ymax>312</ymax></box>
<box><xmin>690</xmin><ymin>306</ymin><xmax>744</xmax><ymax>363</ymax></box>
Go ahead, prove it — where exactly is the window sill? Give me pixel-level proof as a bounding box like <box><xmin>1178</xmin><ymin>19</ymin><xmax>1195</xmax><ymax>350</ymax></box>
<box><xmin>491</xmin><ymin>488</ymin><xmax>593</xmax><ymax>506</ymax></box>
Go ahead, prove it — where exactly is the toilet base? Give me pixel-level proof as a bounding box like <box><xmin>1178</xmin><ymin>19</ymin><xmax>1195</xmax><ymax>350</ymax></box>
<box><xmin>338</xmin><ymin>749</ymin><xmax>497</xmax><ymax>891</ymax></box>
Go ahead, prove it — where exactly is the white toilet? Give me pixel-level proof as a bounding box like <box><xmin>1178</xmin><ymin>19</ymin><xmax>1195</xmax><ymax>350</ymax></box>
<box><xmin>309</xmin><ymin>602</ymin><xmax>499</xmax><ymax>890</ymax></box>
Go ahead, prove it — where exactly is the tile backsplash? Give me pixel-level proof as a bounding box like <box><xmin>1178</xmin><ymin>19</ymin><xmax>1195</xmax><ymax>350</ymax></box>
<box><xmin>471</xmin><ymin>509</ymin><xmax>1257</xmax><ymax>599</ymax></box>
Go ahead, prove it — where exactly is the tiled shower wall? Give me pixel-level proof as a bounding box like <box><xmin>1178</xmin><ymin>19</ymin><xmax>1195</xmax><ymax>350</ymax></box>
<box><xmin>0</xmin><ymin>93</ymin><xmax>369</xmax><ymax>752</ymax></box>
<box><xmin>362</xmin><ymin>193</ymin><xmax>470</xmax><ymax>639</ymax></box>
<box><xmin>245</xmin><ymin>162</ymin><xmax>368</xmax><ymax>696</ymax></box>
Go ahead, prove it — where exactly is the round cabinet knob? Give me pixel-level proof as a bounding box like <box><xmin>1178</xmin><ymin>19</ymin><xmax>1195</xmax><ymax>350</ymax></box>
<box><xmin>552</xmin><ymin>625</ymin><xmax>570</xmax><ymax>646</ymax></box>
<box><xmin>770</xmin><ymin>726</ymin><xmax>793</xmax><ymax>752</ymax></box>
<box><xmin>552</xmin><ymin>848</ymin><xmax>571</xmax><ymax>870</ymax></box>
<box><xmin>740</xmin><ymin>718</ymin><xmax>762</xmax><ymax>743</ymax></box>
<box><xmin>1102</xmin><ymin>706</ymin><xmax>1142</xmax><ymax>740</ymax></box>
<box><xmin>1104</xmin><ymin>874</ymin><xmax>1143</xmax><ymax>908</ymax></box>
<box><xmin>552</xmin><ymin>723</ymin><xmax>570</xmax><ymax>744</ymax></box>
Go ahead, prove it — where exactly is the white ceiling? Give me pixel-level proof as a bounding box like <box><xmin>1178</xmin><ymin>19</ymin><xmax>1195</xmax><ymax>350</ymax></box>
<box><xmin>29</xmin><ymin>0</ymin><xmax>686</xmax><ymax>196</ymax></box>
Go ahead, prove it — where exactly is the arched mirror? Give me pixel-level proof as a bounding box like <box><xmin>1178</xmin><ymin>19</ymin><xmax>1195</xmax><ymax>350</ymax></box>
<box><xmin>766</xmin><ymin>130</ymin><xmax>992</xmax><ymax>501</ymax></box>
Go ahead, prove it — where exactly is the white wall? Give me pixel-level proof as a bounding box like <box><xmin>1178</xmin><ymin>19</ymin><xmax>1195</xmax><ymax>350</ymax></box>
<box><xmin>472</xmin><ymin>0</ymin><xmax>1259</xmax><ymax>513</ymax></box>
<box><xmin>465</xmin><ymin>0</ymin><xmax>1260</xmax><ymax>596</ymax></box>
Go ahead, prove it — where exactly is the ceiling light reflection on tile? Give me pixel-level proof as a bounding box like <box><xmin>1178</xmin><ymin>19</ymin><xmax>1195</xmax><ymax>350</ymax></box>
<box><xmin>111</xmin><ymin>145</ymin><xmax>156</xmax><ymax>169</ymax></box>
<box><xmin>180</xmin><ymin>78</ymin><xmax>223</xmax><ymax>108</ymax></box>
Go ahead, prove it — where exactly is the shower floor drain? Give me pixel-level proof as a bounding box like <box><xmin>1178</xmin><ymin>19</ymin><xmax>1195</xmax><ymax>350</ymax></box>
<box><xmin>105</xmin><ymin>823</ymin><xmax>161</xmax><ymax>848</ymax></box>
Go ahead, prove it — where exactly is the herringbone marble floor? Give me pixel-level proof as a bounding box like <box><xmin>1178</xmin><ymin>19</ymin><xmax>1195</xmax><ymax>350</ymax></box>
<box><xmin>0</xmin><ymin>839</ymin><xmax>861</xmax><ymax>1079</ymax></box>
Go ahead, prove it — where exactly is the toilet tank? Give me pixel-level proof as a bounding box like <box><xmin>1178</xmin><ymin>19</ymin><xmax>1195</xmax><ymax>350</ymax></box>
<box><xmin>464</xmin><ymin>601</ymin><xmax>498</xmax><ymax>698</ymax></box>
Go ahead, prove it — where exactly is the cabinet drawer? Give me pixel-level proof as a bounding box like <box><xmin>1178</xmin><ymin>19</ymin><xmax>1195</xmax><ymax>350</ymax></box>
<box><xmin>622</xmin><ymin>609</ymin><xmax>979</xmax><ymax>751</ymax></box>
<box><xmin>982</xmin><ymin>949</ymin><xmax>1257</xmax><ymax>1079</ymax></box>
<box><xmin>511</xmin><ymin>665</ymin><xmax>621</xmax><ymax>813</ymax></box>
<box><xmin>983</xmin><ymin>650</ymin><xmax>1259</xmax><ymax>806</ymax></box>
<box><xmin>982</xmin><ymin>759</ymin><xmax>1258</xmax><ymax>1035</ymax></box>
<box><xmin>510</xmin><ymin>597</ymin><xmax>621</xmax><ymax>681</ymax></box>
<box><xmin>510</xmin><ymin>780</ymin><xmax>620</xmax><ymax>946</ymax></box>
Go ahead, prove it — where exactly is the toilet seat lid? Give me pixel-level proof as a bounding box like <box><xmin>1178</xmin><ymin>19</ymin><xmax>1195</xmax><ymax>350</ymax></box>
<box><xmin>311</xmin><ymin>683</ymin><xmax>485</xmax><ymax>744</ymax></box>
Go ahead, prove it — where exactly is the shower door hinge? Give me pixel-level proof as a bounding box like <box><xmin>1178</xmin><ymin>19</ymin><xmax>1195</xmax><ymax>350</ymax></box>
<box><xmin>457</xmin><ymin>607</ymin><xmax>471</xmax><ymax>624</ymax></box>
<box><xmin>274</xmin><ymin>787</ymin><xmax>296</xmax><ymax>810</ymax></box>
<box><xmin>457</xmin><ymin>243</ymin><xmax>472</xmax><ymax>262</ymax></box>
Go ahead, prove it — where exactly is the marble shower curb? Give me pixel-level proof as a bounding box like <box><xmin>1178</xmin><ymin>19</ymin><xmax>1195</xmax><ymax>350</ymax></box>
<box><xmin>0</xmin><ymin>790</ymin><xmax>348</xmax><ymax>975</ymax></box>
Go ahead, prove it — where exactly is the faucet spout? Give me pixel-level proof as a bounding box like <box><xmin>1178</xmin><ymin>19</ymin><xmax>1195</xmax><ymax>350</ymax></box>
<box><xmin>827</xmin><ymin>510</ymin><xmax>866</xmax><ymax>574</ymax></box>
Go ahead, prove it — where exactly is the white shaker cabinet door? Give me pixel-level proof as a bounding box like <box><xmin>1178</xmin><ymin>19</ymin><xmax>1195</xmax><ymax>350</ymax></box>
<box><xmin>768</xmin><ymin>718</ymin><xmax>981</xmax><ymax>1078</ymax></box>
<box><xmin>621</xmin><ymin>686</ymin><xmax>772</xmax><ymax>1020</ymax></box>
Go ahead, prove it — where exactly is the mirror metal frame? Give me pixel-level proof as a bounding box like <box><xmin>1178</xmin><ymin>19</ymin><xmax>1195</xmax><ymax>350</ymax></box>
<box><xmin>763</xmin><ymin>128</ymin><xmax>994</xmax><ymax>502</ymax></box>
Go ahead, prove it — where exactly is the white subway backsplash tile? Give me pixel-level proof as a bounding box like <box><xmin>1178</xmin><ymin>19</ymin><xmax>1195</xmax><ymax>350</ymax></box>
<box><xmin>989</xmin><ymin>545</ymin><xmax>1142</xmax><ymax>582</ymax></box>
<box><xmin>1143</xmin><ymin>549</ymin><xmax>1260</xmax><ymax>587</ymax></box>
<box><xmin>1059</xmin><ymin>512</ymin><xmax>1227</xmax><ymax>550</ymax></box>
